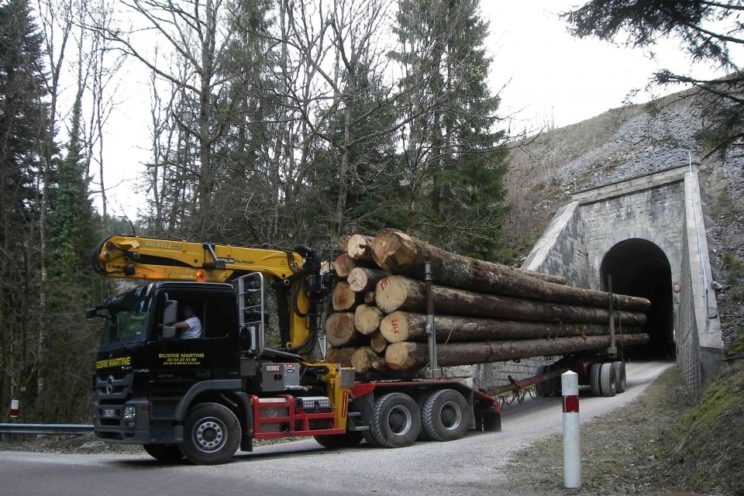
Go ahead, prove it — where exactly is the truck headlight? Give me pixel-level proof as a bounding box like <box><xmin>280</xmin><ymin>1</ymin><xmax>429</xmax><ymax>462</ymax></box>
<box><xmin>123</xmin><ymin>404</ymin><xmax>137</xmax><ymax>421</ymax></box>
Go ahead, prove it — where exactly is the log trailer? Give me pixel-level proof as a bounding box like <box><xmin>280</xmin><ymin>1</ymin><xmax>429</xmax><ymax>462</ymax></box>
<box><xmin>89</xmin><ymin>235</ymin><xmax>632</xmax><ymax>465</ymax></box>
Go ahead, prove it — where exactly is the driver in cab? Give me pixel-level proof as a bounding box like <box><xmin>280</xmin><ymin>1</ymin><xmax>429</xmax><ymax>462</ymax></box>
<box><xmin>174</xmin><ymin>304</ymin><xmax>202</xmax><ymax>339</ymax></box>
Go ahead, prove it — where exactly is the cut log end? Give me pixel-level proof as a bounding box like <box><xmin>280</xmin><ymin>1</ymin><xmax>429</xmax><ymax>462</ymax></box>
<box><xmin>347</xmin><ymin>234</ymin><xmax>374</xmax><ymax>260</ymax></box>
<box><xmin>379</xmin><ymin>311</ymin><xmax>410</xmax><ymax>343</ymax></box>
<box><xmin>354</xmin><ymin>304</ymin><xmax>384</xmax><ymax>335</ymax></box>
<box><xmin>332</xmin><ymin>281</ymin><xmax>358</xmax><ymax>311</ymax></box>
<box><xmin>369</xmin><ymin>331</ymin><xmax>388</xmax><ymax>354</ymax></box>
<box><xmin>375</xmin><ymin>275</ymin><xmax>414</xmax><ymax>313</ymax></box>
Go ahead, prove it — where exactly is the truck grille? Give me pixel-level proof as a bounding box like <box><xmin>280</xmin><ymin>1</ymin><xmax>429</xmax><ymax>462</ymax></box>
<box><xmin>94</xmin><ymin>372</ymin><xmax>133</xmax><ymax>401</ymax></box>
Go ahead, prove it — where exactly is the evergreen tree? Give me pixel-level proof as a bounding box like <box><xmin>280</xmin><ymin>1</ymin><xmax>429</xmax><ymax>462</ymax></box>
<box><xmin>0</xmin><ymin>0</ymin><xmax>51</xmax><ymax>419</ymax></box>
<box><xmin>392</xmin><ymin>0</ymin><xmax>508</xmax><ymax>260</ymax></box>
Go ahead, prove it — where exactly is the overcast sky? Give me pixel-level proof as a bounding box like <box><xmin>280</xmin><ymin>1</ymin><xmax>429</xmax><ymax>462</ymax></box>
<box><xmin>98</xmin><ymin>1</ymin><xmax>728</xmax><ymax>220</ymax></box>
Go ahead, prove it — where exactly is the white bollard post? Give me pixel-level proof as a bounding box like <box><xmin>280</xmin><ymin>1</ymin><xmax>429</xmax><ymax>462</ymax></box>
<box><xmin>562</xmin><ymin>371</ymin><xmax>581</xmax><ymax>489</ymax></box>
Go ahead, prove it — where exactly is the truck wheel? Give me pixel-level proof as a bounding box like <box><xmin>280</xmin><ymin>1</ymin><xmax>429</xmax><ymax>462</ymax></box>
<box><xmin>599</xmin><ymin>362</ymin><xmax>618</xmax><ymax>397</ymax></box>
<box><xmin>369</xmin><ymin>392</ymin><xmax>421</xmax><ymax>448</ymax></box>
<box><xmin>612</xmin><ymin>361</ymin><xmax>626</xmax><ymax>393</ymax></box>
<box><xmin>422</xmin><ymin>389</ymin><xmax>469</xmax><ymax>442</ymax></box>
<box><xmin>535</xmin><ymin>365</ymin><xmax>549</xmax><ymax>397</ymax></box>
<box><xmin>314</xmin><ymin>431</ymin><xmax>363</xmax><ymax>449</ymax></box>
<box><xmin>180</xmin><ymin>402</ymin><xmax>241</xmax><ymax>465</ymax></box>
<box><xmin>589</xmin><ymin>363</ymin><xmax>602</xmax><ymax>396</ymax></box>
<box><xmin>362</xmin><ymin>430</ymin><xmax>381</xmax><ymax>447</ymax></box>
<box><xmin>143</xmin><ymin>443</ymin><xmax>182</xmax><ymax>461</ymax></box>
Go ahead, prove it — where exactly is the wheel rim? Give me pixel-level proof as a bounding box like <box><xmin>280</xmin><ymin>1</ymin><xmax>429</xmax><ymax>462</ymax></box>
<box><xmin>386</xmin><ymin>405</ymin><xmax>413</xmax><ymax>436</ymax></box>
<box><xmin>193</xmin><ymin>417</ymin><xmax>227</xmax><ymax>453</ymax></box>
<box><xmin>440</xmin><ymin>401</ymin><xmax>462</xmax><ymax>431</ymax></box>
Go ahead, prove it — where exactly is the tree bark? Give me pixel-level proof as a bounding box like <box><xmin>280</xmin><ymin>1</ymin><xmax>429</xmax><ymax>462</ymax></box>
<box><xmin>371</xmin><ymin>229</ymin><xmax>650</xmax><ymax>311</ymax></box>
<box><xmin>520</xmin><ymin>270</ymin><xmax>567</xmax><ymax>285</ymax></box>
<box><xmin>375</xmin><ymin>276</ymin><xmax>648</xmax><ymax>325</ymax></box>
<box><xmin>379</xmin><ymin>311</ymin><xmax>641</xmax><ymax>344</ymax></box>
<box><xmin>384</xmin><ymin>333</ymin><xmax>650</xmax><ymax>371</ymax></box>
<box><xmin>324</xmin><ymin>312</ymin><xmax>365</xmax><ymax>347</ymax></box>
<box><xmin>354</xmin><ymin>304</ymin><xmax>384</xmax><ymax>335</ymax></box>
<box><xmin>348</xmin><ymin>267</ymin><xmax>390</xmax><ymax>293</ymax></box>
<box><xmin>332</xmin><ymin>281</ymin><xmax>361</xmax><ymax>311</ymax></box>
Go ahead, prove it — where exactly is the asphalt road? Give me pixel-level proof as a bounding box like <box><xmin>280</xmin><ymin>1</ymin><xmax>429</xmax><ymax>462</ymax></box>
<box><xmin>0</xmin><ymin>361</ymin><xmax>672</xmax><ymax>496</ymax></box>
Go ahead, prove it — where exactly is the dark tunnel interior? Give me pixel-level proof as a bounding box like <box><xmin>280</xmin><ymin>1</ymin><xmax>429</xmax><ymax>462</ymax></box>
<box><xmin>600</xmin><ymin>238</ymin><xmax>675</xmax><ymax>359</ymax></box>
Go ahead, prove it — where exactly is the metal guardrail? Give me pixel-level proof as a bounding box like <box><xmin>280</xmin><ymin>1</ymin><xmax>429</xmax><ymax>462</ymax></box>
<box><xmin>0</xmin><ymin>423</ymin><xmax>94</xmax><ymax>435</ymax></box>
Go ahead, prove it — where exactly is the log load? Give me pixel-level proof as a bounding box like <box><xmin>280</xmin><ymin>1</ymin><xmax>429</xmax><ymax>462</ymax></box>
<box><xmin>369</xmin><ymin>331</ymin><xmax>388</xmax><ymax>354</ymax></box>
<box><xmin>332</xmin><ymin>281</ymin><xmax>361</xmax><ymax>311</ymax></box>
<box><xmin>375</xmin><ymin>276</ymin><xmax>647</xmax><ymax>325</ymax></box>
<box><xmin>332</xmin><ymin>254</ymin><xmax>356</xmax><ymax>279</ymax></box>
<box><xmin>348</xmin><ymin>267</ymin><xmax>390</xmax><ymax>293</ymax></box>
<box><xmin>326</xmin><ymin>346</ymin><xmax>355</xmax><ymax>366</ymax></box>
<box><xmin>522</xmin><ymin>270</ymin><xmax>567</xmax><ymax>285</ymax></box>
<box><xmin>380</xmin><ymin>311</ymin><xmax>642</xmax><ymax>344</ymax></box>
<box><xmin>325</xmin><ymin>312</ymin><xmax>366</xmax><ymax>347</ymax></box>
<box><xmin>354</xmin><ymin>304</ymin><xmax>384</xmax><ymax>335</ymax></box>
<box><xmin>351</xmin><ymin>347</ymin><xmax>386</xmax><ymax>373</ymax></box>
<box><xmin>384</xmin><ymin>333</ymin><xmax>650</xmax><ymax>371</ymax></box>
<box><xmin>346</xmin><ymin>234</ymin><xmax>375</xmax><ymax>260</ymax></box>
<box><xmin>371</xmin><ymin>229</ymin><xmax>650</xmax><ymax>312</ymax></box>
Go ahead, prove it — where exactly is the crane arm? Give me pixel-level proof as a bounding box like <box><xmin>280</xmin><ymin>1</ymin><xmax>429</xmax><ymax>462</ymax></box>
<box><xmin>93</xmin><ymin>235</ymin><xmax>311</xmax><ymax>282</ymax></box>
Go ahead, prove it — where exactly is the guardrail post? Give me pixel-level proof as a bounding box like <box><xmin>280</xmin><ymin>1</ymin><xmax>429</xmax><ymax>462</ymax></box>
<box><xmin>562</xmin><ymin>370</ymin><xmax>581</xmax><ymax>489</ymax></box>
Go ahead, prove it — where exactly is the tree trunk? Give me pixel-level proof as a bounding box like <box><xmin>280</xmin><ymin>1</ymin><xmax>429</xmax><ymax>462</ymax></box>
<box><xmin>384</xmin><ymin>333</ymin><xmax>650</xmax><ymax>371</ymax></box>
<box><xmin>348</xmin><ymin>267</ymin><xmax>390</xmax><ymax>293</ymax></box>
<box><xmin>332</xmin><ymin>254</ymin><xmax>356</xmax><ymax>279</ymax></box>
<box><xmin>379</xmin><ymin>311</ymin><xmax>641</xmax><ymax>344</ymax></box>
<box><xmin>375</xmin><ymin>276</ymin><xmax>648</xmax><ymax>325</ymax></box>
<box><xmin>371</xmin><ymin>229</ymin><xmax>650</xmax><ymax>311</ymax></box>
<box><xmin>346</xmin><ymin>234</ymin><xmax>374</xmax><ymax>260</ymax></box>
<box><xmin>354</xmin><ymin>304</ymin><xmax>384</xmax><ymax>335</ymax></box>
<box><xmin>324</xmin><ymin>313</ymin><xmax>366</xmax><ymax>347</ymax></box>
<box><xmin>332</xmin><ymin>281</ymin><xmax>361</xmax><ymax>311</ymax></box>
<box><xmin>520</xmin><ymin>270</ymin><xmax>567</xmax><ymax>285</ymax></box>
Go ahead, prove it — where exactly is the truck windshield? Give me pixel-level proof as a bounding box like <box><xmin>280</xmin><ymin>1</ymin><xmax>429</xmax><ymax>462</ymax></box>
<box><xmin>100</xmin><ymin>286</ymin><xmax>152</xmax><ymax>349</ymax></box>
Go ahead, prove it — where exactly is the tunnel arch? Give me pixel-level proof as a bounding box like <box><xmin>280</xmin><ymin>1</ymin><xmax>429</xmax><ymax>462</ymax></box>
<box><xmin>600</xmin><ymin>238</ymin><xmax>675</xmax><ymax>359</ymax></box>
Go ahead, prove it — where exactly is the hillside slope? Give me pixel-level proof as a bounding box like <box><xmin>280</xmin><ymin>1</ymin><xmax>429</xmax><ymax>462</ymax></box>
<box><xmin>505</xmin><ymin>88</ymin><xmax>744</xmax><ymax>494</ymax></box>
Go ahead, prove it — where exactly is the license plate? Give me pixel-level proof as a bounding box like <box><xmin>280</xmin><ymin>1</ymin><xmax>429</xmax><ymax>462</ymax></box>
<box><xmin>102</xmin><ymin>408</ymin><xmax>116</xmax><ymax>418</ymax></box>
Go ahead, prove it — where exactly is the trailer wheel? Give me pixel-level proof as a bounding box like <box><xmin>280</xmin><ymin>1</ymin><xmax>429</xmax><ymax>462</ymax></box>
<box><xmin>599</xmin><ymin>362</ymin><xmax>618</xmax><ymax>397</ymax></box>
<box><xmin>143</xmin><ymin>443</ymin><xmax>183</xmax><ymax>461</ymax></box>
<box><xmin>535</xmin><ymin>365</ymin><xmax>549</xmax><ymax>397</ymax></box>
<box><xmin>369</xmin><ymin>392</ymin><xmax>421</xmax><ymax>448</ymax></box>
<box><xmin>422</xmin><ymin>389</ymin><xmax>470</xmax><ymax>442</ymax></box>
<box><xmin>181</xmin><ymin>402</ymin><xmax>240</xmax><ymax>465</ymax></box>
<box><xmin>314</xmin><ymin>431</ymin><xmax>363</xmax><ymax>449</ymax></box>
<box><xmin>589</xmin><ymin>363</ymin><xmax>602</xmax><ymax>396</ymax></box>
<box><xmin>612</xmin><ymin>361</ymin><xmax>626</xmax><ymax>393</ymax></box>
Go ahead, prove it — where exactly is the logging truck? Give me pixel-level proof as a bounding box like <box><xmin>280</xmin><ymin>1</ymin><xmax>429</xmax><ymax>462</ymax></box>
<box><xmin>89</xmin><ymin>233</ymin><xmax>647</xmax><ymax>465</ymax></box>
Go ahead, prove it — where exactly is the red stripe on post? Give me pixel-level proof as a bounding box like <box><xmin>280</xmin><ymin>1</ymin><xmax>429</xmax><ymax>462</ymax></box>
<box><xmin>563</xmin><ymin>395</ymin><xmax>579</xmax><ymax>413</ymax></box>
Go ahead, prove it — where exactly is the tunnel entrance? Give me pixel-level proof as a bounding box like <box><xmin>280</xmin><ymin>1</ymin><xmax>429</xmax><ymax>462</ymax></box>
<box><xmin>600</xmin><ymin>238</ymin><xmax>675</xmax><ymax>359</ymax></box>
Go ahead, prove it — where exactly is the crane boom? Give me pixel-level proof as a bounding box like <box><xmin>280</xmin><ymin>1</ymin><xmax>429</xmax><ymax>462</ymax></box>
<box><xmin>93</xmin><ymin>235</ymin><xmax>309</xmax><ymax>282</ymax></box>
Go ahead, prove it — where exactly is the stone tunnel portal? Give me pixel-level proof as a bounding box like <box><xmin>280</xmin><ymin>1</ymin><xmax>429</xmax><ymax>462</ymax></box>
<box><xmin>600</xmin><ymin>238</ymin><xmax>675</xmax><ymax>359</ymax></box>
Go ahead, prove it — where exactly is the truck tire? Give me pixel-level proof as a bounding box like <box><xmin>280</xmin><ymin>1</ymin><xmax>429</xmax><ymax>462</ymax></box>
<box><xmin>421</xmin><ymin>389</ymin><xmax>470</xmax><ymax>442</ymax></box>
<box><xmin>599</xmin><ymin>362</ymin><xmax>618</xmax><ymax>397</ymax></box>
<box><xmin>314</xmin><ymin>431</ymin><xmax>363</xmax><ymax>449</ymax></box>
<box><xmin>612</xmin><ymin>361</ymin><xmax>626</xmax><ymax>393</ymax></box>
<box><xmin>589</xmin><ymin>363</ymin><xmax>602</xmax><ymax>396</ymax></box>
<box><xmin>369</xmin><ymin>392</ymin><xmax>421</xmax><ymax>448</ymax></box>
<box><xmin>362</xmin><ymin>430</ymin><xmax>381</xmax><ymax>447</ymax></box>
<box><xmin>143</xmin><ymin>443</ymin><xmax>182</xmax><ymax>461</ymax></box>
<box><xmin>180</xmin><ymin>402</ymin><xmax>241</xmax><ymax>465</ymax></box>
<box><xmin>535</xmin><ymin>365</ymin><xmax>549</xmax><ymax>397</ymax></box>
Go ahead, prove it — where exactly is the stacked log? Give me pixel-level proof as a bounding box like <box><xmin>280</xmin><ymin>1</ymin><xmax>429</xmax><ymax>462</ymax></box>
<box><xmin>324</xmin><ymin>229</ymin><xmax>651</xmax><ymax>375</ymax></box>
